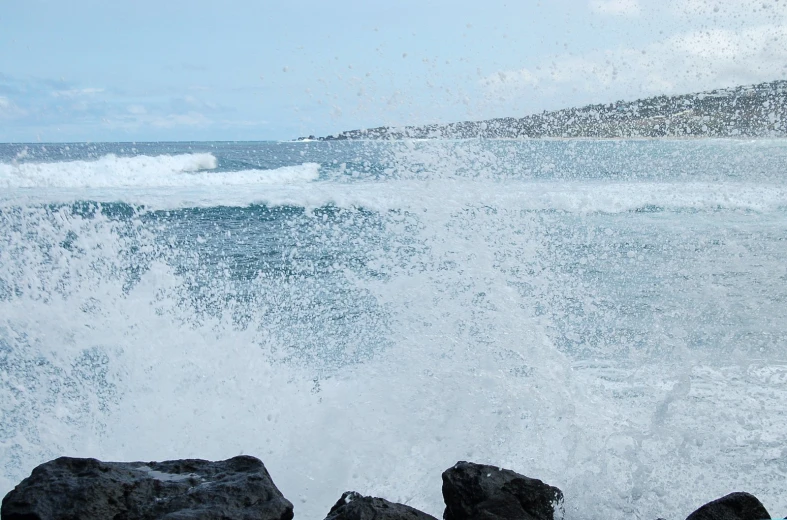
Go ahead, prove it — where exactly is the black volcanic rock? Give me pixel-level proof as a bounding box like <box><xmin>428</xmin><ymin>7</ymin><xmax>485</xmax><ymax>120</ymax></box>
<box><xmin>685</xmin><ymin>492</ymin><xmax>770</xmax><ymax>520</ymax></box>
<box><xmin>1</xmin><ymin>455</ymin><xmax>293</xmax><ymax>520</ymax></box>
<box><xmin>442</xmin><ymin>461</ymin><xmax>563</xmax><ymax>520</ymax></box>
<box><xmin>324</xmin><ymin>491</ymin><xmax>437</xmax><ymax>520</ymax></box>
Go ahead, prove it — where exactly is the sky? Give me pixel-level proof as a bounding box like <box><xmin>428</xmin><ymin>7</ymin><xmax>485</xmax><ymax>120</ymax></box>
<box><xmin>1</xmin><ymin>0</ymin><xmax>786</xmax><ymax>142</ymax></box>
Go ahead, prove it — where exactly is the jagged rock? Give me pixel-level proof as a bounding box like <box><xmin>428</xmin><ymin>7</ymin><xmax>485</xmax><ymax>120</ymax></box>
<box><xmin>685</xmin><ymin>492</ymin><xmax>770</xmax><ymax>520</ymax></box>
<box><xmin>1</xmin><ymin>455</ymin><xmax>293</xmax><ymax>520</ymax></box>
<box><xmin>324</xmin><ymin>491</ymin><xmax>437</xmax><ymax>520</ymax></box>
<box><xmin>442</xmin><ymin>461</ymin><xmax>563</xmax><ymax>520</ymax></box>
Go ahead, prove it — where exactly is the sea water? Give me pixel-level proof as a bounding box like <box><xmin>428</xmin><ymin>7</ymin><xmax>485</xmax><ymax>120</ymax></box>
<box><xmin>1</xmin><ymin>139</ymin><xmax>786</xmax><ymax>519</ymax></box>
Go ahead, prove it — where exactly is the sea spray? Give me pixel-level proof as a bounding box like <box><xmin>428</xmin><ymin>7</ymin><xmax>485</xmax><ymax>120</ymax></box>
<box><xmin>1</xmin><ymin>140</ymin><xmax>787</xmax><ymax>519</ymax></box>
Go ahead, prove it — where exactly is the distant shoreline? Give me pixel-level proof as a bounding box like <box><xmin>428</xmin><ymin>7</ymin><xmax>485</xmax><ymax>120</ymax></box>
<box><xmin>299</xmin><ymin>80</ymin><xmax>787</xmax><ymax>141</ymax></box>
<box><xmin>295</xmin><ymin>135</ymin><xmax>787</xmax><ymax>143</ymax></box>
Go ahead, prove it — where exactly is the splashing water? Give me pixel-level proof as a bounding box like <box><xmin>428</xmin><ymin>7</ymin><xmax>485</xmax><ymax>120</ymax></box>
<box><xmin>1</xmin><ymin>140</ymin><xmax>787</xmax><ymax>519</ymax></box>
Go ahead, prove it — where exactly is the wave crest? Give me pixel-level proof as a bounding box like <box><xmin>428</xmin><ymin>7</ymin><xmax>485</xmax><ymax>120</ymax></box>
<box><xmin>0</xmin><ymin>153</ymin><xmax>320</xmax><ymax>189</ymax></box>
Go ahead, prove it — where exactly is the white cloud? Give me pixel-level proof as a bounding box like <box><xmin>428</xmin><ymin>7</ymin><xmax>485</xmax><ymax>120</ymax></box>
<box><xmin>127</xmin><ymin>104</ymin><xmax>147</xmax><ymax>115</ymax></box>
<box><xmin>99</xmin><ymin>110</ymin><xmax>212</xmax><ymax>131</ymax></box>
<box><xmin>149</xmin><ymin>112</ymin><xmax>211</xmax><ymax>128</ymax></box>
<box><xmin>589</xmin><ymin>0</ymin><xmax>641</xmax><ymax>16</ymax></box>
<box><xmin>51</xmin><ymin>88</ymin><xmax>104</xmax><ymax>98</ymax></box>
<box><xmin>481</xmin><ymin>23</ymin><xmax>787</xmax><ymax>108</ymax></box>
<box><xmin>668</xmin><ymin>0</ymin><xmax>787</xmax><ymax>20</ymax></box>
<box><xmin>0</xmin><ymin>96</ymin><xmax>27</xmax><ymax>119</ymax></box>
<box><xmin>481</xmin><ymin>69</ymin><xmax>539</xmax><ymax>98</ymax></box>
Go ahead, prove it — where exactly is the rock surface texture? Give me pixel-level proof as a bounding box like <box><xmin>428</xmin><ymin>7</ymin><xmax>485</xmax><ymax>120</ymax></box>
<box><xmin>324</xmin><ymin>491</ymin><xmax>437</xmax><ymax>520</ymax></box>
<box><xmin>685</xmin><ymin>492</ymin><xmax>770</xmax><ymax>520</ymax></box>
<box><xmin>1</xmin><ymin>455</ymin><xmax>294</xmax><ymax>520</ymax></box>
<box><xmin>442</xmin><ymin>461</ymin><xmax>563</xmax><ymax>520</ymax></box>
<box><xmin>2</xmin><ymin>455</ymin><xmax>773</xmax><ymax>520</ymax></box>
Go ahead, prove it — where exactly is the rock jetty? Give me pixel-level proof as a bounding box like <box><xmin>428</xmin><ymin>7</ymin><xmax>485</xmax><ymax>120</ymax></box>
<box><xmin>0</xmin><ymin>455</ymin><xmax>293</xmax><ymax>520</ymax></box>
<box><xmin>0</xmin><ymin>456</ymin><xmax>772</xmax><ymax>520</ymax></box>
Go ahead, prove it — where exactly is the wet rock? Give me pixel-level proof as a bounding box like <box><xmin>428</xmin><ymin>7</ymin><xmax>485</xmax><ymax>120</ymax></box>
<box><xmin>442</xmin><ymin>461</ymin><xmax>563</xmax><ymax>520</ymax></box>
<box><xmin>324</xmin><ymin>491</ymin><xmax>437</xmax><ymax>520</ymax></box>
<box><xmin>685</xmin><ymin>492</ymin><xmax>770</xmax><ymax>520</ymax></box>
<box><xmin>1</xmin><ymin>455</ymin><xmax>293</xmax><ymax>520</ymax></box>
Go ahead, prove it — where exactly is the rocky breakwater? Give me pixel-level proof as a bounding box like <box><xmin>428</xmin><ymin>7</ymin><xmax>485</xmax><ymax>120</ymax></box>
<box><xmin>1</xmin><ymin>457</ymin><xmax>774</xmax><ymax>520</ymax></box>
<box><xmin>0</xmin><ymin>455</ymin><xmax>293</xmax><ymax>520</ymax></box>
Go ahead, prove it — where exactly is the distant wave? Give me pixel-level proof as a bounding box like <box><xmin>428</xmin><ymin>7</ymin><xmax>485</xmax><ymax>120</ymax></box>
<box><xmin>1</xmin><ymin>151</ymin><xmax>784</xmax><ymax>214</ymax></box>
<box><xmin>228</xmin><ymin>180</ymin><xmax>786</xmax><ymax>214</ymax></box>
<box><xmin>0</xmin><ymin>153</ymin><xmax>320</xmax><ymax>188</ymax></box>
<box><xmin>159</xmin><ymin>180</ymin><xmax>784</xmax><ymax>214</ymax></box>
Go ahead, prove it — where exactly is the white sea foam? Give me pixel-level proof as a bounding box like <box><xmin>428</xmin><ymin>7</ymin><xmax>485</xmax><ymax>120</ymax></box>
<box><xmin>0</xmin><ymin>153</ymin><xmax>319</xmax><ymax>189</ymax></box>
<box><xmin>1</xmin><ymin>141</ymin><xmax>787</xmax><ymax>520</ymax></box>
<box><xmin>136</xmin><ymin>466</ymin><xmax>200</xmax><ymax>483</ymax></box>
<box><xmin>2</xmin><ymin>178</ymin><xmax>785</xmax><ymax>214</ymax></box>
<box><xmin>2</xmin><ymin>200</ymin><xmax>786</xmax><ymax>519</ymax></box>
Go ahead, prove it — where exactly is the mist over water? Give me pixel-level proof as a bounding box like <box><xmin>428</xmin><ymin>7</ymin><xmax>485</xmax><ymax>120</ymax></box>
<box><xmin>1</xmin><ymin>140</ymin><xmax>787</xmax><ymax>519</ymax></box>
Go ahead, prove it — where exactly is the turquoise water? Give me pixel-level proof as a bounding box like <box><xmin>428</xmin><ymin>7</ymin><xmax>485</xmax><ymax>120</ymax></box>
<box><xmin>1</xmin><ymin>139</ymin><xmax>787</xmax><ymax>518</ymax></box>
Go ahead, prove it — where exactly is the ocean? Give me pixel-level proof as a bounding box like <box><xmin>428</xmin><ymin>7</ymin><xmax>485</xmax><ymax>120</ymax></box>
<box><xmin>1</xmin><ymin>139</ymin><xmax>787</xmax><ymax>519</ymax></box>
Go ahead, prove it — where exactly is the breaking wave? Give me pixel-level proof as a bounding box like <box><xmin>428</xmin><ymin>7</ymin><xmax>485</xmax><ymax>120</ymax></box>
<box><xmin>0</xmin><ymin>153</ymin><xmax>320</xmax><ymax>189</ymax></box>
<box><xmin>1</xmin><ymin>140</ymin><xmax>787</xmax><ymax>519</ymax></box>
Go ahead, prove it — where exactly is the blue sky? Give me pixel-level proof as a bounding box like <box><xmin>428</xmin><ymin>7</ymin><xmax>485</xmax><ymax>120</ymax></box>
<box><xmin>1</xmin><ymin>0</ymin><xmax>786</xmax><ymax>142</ymax></box>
